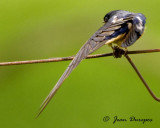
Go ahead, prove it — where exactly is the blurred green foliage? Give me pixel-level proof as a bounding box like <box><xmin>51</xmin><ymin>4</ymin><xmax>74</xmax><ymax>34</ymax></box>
<box><xmin>0</xmin><ymin>0</ymin><xmax>160</xmax><ymax>128</ymax></box>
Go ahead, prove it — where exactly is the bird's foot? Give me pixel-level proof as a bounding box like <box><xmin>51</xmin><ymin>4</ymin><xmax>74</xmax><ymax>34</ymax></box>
<box><xmin>112</xmin><ymin>46</ymin><xmax>127</xmax><ymax>58</ymax></box>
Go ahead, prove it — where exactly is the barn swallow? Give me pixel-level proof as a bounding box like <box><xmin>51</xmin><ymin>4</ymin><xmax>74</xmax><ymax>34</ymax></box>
<box><xmin>37</xmin><ymin>10</ymin><xmax>146</xmax><ymax>117</ymax></box>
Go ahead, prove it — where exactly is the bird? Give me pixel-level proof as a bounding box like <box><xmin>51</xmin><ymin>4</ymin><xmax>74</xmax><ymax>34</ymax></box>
<box><xmin>36</xmin><ymin>10</ymin><xmax>146</xmax><ymax>117</ymax></box>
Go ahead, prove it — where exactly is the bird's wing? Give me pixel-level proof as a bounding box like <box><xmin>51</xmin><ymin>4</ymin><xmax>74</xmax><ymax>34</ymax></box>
<box><xmin>121</xmin><ymin>16</ymin><xmax>144</xmax><ymax>47</ymax></box>
<box><xmin>36</xmin><ymin>16</ymin><xmax>133</xmax><ymax>117</ymax></box>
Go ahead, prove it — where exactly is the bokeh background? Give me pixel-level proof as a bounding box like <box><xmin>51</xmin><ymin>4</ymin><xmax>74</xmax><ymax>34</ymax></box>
<box><xmin>0</xmin><ymin>0</ymin><xmax>160</xmax><ymax>128</ymax></box>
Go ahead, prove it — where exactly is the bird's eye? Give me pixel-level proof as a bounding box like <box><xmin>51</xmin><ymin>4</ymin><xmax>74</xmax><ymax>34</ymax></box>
<box><xmin>104</xmin><ymin>16</ymin><xmax>109</xmax><ymax>23</ymax></box>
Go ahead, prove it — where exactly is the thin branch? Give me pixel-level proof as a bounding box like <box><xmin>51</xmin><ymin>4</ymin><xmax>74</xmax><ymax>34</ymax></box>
<box><xmin>0</xmin><ymin>53</ymin><xmax>113</xmax><ymax>66</ymax></box>
<box><xmin>125</xmin><ymin>54</ymin><xmax>160</xmax><ymax>102</ymax></box>
<box><xmin>126</xmin><ymin>49</ymin><xmax>160</xmax><ymax>54</ymax></box>
<box><xmin>0</xmin><ymin>49</ymin><xmax>160</xmax><ymax>66</ymax></box>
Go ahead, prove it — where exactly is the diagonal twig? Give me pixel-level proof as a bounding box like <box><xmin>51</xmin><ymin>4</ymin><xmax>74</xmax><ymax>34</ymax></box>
<box><xmin>0</xmin><ymin>49</ymin><xmax>160</xmax><ymax>66</ymax></box>
<box><xmin>125</xmin><ymin>54</ymin><xmax>160</xmax><ymax>102</ymax></box>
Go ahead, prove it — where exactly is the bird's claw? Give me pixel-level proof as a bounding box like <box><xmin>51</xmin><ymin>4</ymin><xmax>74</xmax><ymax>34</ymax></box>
<box><xmin>112</xmin><ymin>46</ymin><xmax>126</xmax><ymax>58</ymax></box>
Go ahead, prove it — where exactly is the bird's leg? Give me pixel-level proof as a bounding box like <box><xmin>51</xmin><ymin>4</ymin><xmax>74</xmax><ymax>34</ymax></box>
<box><xmin>112</xmin><ymin>46</ymin><xmax>126</xmax><ymax>58</ymax></box>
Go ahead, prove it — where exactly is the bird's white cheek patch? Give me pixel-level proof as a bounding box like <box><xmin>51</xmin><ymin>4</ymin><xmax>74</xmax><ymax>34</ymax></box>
<box><xmin>136</xmin><ymin>24</ymin><xmax>143</xmax><ymax>31</ymax></box>
<box><xmin>136</xmin><ymin>16</ymin><xmax>143</xmax><ymax>24</ymax></box>
<box><xmin>112</xmin><ymin>16</ymin><xmax>117</xmax><ymax>23</ymax></box>
<box><xmin>136</xmin><ymin>16</ymin><xmax>143</xmax><ymax>31</ymax></box>
<box><xmin>112</xmin><ymin>16</ymin><xmax>123</xmax><ymax>23</ymax></box>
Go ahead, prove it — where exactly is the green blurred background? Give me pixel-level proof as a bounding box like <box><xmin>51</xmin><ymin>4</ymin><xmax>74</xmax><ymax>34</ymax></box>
<box><xmin>0</xmin><ymin>0</ymin><xmax>160</xmax><ymax>128</ymax></box>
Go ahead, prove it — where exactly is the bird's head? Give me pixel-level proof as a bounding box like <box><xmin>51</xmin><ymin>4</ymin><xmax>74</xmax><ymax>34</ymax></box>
<box><xmin>104</xmin><ymin>10</ymin><xmax>133</xmax><ymax>23</ymax></box>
